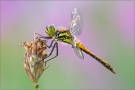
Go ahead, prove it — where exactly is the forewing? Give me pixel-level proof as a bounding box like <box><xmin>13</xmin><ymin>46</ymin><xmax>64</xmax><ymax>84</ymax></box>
<box><xmin>69</xmin><ymin>8</ymin><xmax>83</xmax><ymax>35</ymax></box>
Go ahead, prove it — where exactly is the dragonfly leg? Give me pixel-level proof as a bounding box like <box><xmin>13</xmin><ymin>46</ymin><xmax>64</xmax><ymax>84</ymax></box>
<box><xmin>35</xmin><ymin>33</ymin><xmax>52</xmax><ymax>39</ymax></box>
<box><xmin>42</xmin><ymin>39</ymin><xmax>55</xmax><ymax>48</ymax></box>
<box><xmin>35</xmin><ymin>33</ymin><xmax>54</xmax><ymax>48</ymax></box>
<box><xmin>45</xmin><ymin>42</ymin><xmax>58</xmax><ymax>63</ymax></box>
<box><xmin>32</xmin><ymin>42</ymin><xmax>58</xmax><ymax>67</ymax></box>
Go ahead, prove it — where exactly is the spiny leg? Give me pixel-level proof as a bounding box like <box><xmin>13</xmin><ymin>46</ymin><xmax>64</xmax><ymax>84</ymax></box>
<box><xmin>42</xmin><ymin>39</ymin><xmax>55</xmax><ymax>48</ymax></box>
<box><xmin>32</xmin><ymin>42</ymin><xmax>58</xmax><ymax>67</ymax></box>
<box><xmin>35</xmin><ymin>33</ymin><xmax>54</xmax><ymax>48</ymax></box>
<box><xmin>35</xmin><ymin>33</ymin><xmax>52</xmax><ymax>39</ymax></box>
<box><xmin>34</xmin><ymin>33</ymin><xmax>58</xmax><ymax>66</ymax></box>
<box><xmin>45</xmin><ymin>42</ymin><xmax>58</xmax><ymax>62</ymax></box>
<box><xmin>42</xmin><ymin>40</ymin><xmax>58</xmax><ymax>66</ymax></box>
<box><xmin>44</xmin><ymin>42</ymin><xmax>58</xmax><ymax>66</ymax></box>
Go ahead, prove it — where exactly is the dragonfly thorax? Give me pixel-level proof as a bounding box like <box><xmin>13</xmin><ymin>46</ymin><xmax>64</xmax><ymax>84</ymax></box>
<box><xmin>54</xmin><ymin>27</ymin><xmax>74</xmax><ymax>44</ymax></box>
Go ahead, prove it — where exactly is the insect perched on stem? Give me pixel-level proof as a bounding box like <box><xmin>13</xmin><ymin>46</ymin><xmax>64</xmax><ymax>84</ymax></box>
<box><xmin>19</xmin><ymin>33</ymin><xmax>50</xmax><ymax>89</ymax></box>
<box><xmin>35</xmin><ymin>8</ymin><xmax>116</xmax><ymax>74</ymax></box>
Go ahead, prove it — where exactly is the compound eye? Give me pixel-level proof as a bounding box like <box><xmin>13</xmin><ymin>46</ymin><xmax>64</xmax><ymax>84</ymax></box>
<box><xmin>50</xmin><ymin>24</ymin><xmax>55</xmax><ymax>28</ymax></box>
<box><xmin>46</xmin><ymin>25</ymin><xmax>49</xmax><ymax>30</ymax></box>
<box><xmin>49</xmin><ymin>25</ymin><xmax>53</xmax><ymax>28</ymax></box>
<box><xmin>46</xmin><ymin>24</ymin><xmax>55</xmax><ymax>30</ymax></box>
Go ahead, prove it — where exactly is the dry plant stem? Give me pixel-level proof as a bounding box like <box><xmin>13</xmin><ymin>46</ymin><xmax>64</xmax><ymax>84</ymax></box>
<box><xmin>36</xmin><ymin>86</ymin><xmax>40</xmax><ymax>90</ymax></box>
<box><xmin>36</xmin><ymin>88</ymin><xmax>40</xmax><ymax>90</ymax></box>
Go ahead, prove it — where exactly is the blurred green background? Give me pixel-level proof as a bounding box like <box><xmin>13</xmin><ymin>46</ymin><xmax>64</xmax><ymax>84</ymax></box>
<box><xmin>1</xmin><ymin>1</ymin><xmax>134</xmax><ymax>90</ymax></box>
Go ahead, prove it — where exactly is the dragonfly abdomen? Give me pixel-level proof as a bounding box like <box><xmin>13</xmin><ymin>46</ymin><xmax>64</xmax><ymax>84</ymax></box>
<box><xmin>76</xmin><ymin>41</ymin><xmax>116</xmax><ymax>74</ymax></box>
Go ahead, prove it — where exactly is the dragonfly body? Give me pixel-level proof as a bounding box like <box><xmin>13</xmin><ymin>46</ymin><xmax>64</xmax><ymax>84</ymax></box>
<box><xmin>37</xmin><ymin>8</ymin><xmax>116</xmax><ymax>74</ymax></box>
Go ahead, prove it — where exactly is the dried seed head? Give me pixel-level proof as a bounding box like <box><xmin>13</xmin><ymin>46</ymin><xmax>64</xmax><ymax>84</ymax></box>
<box><xmin>20</xmin><ymin>34</ymin><xmax>49</xmax><ymax>88</ymax></box>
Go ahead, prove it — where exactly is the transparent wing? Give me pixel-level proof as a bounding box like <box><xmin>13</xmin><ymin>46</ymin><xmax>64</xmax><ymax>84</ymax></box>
<box><xmin>72</xmin><ymin>41</ymin><xmax>84</xmax><ymax>59</ymax></box>
<box><xmin>69</xmin><ymin>8</ymin><xmax>83</xmax><ymax>35</ymax></box>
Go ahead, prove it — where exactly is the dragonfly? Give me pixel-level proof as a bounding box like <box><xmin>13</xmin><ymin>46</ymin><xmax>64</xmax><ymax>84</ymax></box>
<box><xmin>35</xmin><ymin>8</ymin><xmax>116</xmax><ymax>74</ymax></box>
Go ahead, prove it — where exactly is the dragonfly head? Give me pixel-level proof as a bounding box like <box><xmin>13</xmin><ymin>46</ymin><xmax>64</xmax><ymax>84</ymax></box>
<box><xmin>45</xmin><ymin>24</ymin><xmax>55</xmax><ymax>37</ymax></box>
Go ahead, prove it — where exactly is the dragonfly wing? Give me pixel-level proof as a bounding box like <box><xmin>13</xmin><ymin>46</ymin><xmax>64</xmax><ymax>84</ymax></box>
<box><xmin>69</xmin><ymin>8</ymin><xmax>83</xmax><ymax>35</ymax></box>
<box><xmin>73</xmin><ymin>42</ymin><xmax>84</xmax><ymax>59</ymax></box>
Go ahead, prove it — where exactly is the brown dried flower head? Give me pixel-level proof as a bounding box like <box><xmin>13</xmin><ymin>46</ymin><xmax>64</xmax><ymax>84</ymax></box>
<box><xmin>19</xmin><ymin>33</ymin><xmax>49</xmax><ymax>88</ymax></box>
